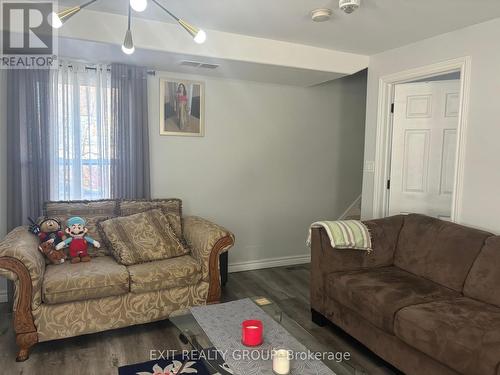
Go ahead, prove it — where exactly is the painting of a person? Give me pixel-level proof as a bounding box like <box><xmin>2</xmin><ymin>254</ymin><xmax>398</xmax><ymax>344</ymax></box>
<box><xmin>176</xmin><ymin>83</ymin><xmax>189</xmax><ymax>130</ymax></box>
<box><xmin>160</xmin><ymin>78</ymin><xmax>204</xmax><ymax>136</ymax></box>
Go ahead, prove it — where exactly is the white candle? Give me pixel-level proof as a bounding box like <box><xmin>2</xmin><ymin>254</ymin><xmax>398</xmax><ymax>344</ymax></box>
<box><xmin>273</xmin><ymin>349</ymin><xmax>290</xmax><ymax>375</ymax></box>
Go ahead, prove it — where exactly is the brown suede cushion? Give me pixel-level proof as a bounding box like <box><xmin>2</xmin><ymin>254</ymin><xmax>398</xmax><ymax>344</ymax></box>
<box><xmin>98</xmin><ymin>209</ymin><xmax>189</xmax><ymax>265</ymax></box>
<box><xmin>395</xmin><ymin>297</ymin><xmax>500</xmax><ymax>375</ymax></box>
<box><xmin>464</xmin><ymin>236</ymin><xmax>500</xmax><ymax>307</ymax></box>
<box><xmin>327</xmin><ymin>266</ymin><xmax>458</xmax><ymax>333</ymax></box>
<box><xmin>394</xmin><ymin>214</ymin><xmax>491</xmax><ymax>291</ymax></box>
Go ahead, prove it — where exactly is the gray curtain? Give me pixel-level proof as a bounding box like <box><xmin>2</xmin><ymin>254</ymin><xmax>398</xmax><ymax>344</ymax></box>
<box><xmin>6</xmin><ymin>69</ymin><xmax>51</xmax><ymax>231</ymax></box>
<box><xmin>110</xmin><ymin>64</ymin><xmax>150</xmax><ymax>199</ymax></box>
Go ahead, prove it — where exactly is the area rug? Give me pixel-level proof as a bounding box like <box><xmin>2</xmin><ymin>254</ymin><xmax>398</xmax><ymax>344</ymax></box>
<box><xmin>118</xmin><ymin>353</ymin><xmax>210</xmax><ymax>375</ymax></box>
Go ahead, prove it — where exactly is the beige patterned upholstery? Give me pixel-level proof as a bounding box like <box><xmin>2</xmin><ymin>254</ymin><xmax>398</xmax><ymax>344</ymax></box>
<box><xmin>0</xmin><ymin>199</ymin><xmax>235</xmax><ymax>361</ymax></box>
<box><xmin>119</xmin><ymin>199</ymin><xmax>183</xmax><ymax>239</ymax></box>
<box><xmin>42</xmin><ymin>256</ymin><xmax>129</xmax><ymax>304</ymax></box>
<box><xmin>44</xmin><ymin>200</ymin><xmax>118</xmax><ymax>257</ymax></box>
<box><xmin>165</xmin><ymin>213</ymin><xmax>183</xmax><ymax>240</ymax></box>
<box><xmin>34</xmin><ymin>282</ymin><xmax>209</xmax><ymax>342</ymax></box>
<box><xmin>128</xmin><ymin>255</ymin><xmax>202</xmax><ymax>294</ymax></box>
<box><xmin>183</xmin><ymin>216</ymin><xmax>235</xmax><ymax>281</ymax></box>
<box><xmin>0</xmin><ymin>227</ymin><xmax>46</xmax><ymax>310</ymax></box>
<box><xmin>118</xmin><ymin>198</ymin><xmax>181</xmax><ymax>216</ymax></box>
<box><xmin>99</xmin><ymin>209</ymin><xmax>189</xmax><ymax>265</ymax></box>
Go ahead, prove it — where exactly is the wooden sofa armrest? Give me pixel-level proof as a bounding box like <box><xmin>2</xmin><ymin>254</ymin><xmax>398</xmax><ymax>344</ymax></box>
<box><xmin>0</xmin><ymin>227</ymin><xmax>45</xmax><ymax>361</ymax></box>
<box><xmin>182</xmin><ymin>216</ymin><xmax>235</xmax><ymax>304</ymax></box>
<box><xmin>0</xmin><ymin>257</ymin><xmax>38</xmax><ymax>361</ymax></box>
<box><xmin>310</xmin><ymin>215</ymin><xmax>404</xmax><ymax>313</ymax></box>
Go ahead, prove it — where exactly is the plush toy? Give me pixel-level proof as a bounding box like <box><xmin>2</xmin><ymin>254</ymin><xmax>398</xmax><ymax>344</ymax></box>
<box><xmin>29</xmin><ymin>217</ymin><xmax>66</xmax><ymax>246</ymax></box>
<box><xmin>56</xmin><ymin>217</ymin><xmax>101</xmax><ymax>264</ymax></box>
<box><xmin>38</xmin><ymin>241</ymin><xmax>66</xmax><ymax>265</ymax></box>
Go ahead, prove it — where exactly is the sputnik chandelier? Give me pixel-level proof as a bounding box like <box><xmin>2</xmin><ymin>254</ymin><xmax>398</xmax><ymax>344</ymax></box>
<box><xmin>49</xmin><ymin>0</ymin><xmax>207</xmax><ymax>55</ymax></box>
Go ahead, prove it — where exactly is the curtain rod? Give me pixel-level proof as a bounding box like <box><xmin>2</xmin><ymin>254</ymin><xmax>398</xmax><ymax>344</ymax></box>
<box><xmin>59</xmin><ymin>64</ymin><xmax>156</xmax><ymax>75</ymax></box>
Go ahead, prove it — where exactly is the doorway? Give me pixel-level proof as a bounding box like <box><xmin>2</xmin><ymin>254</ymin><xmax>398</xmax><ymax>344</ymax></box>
<box><xmin>372</xmin><ymin>57</ymin><xmax>471</xmax><ymax>222</ymax></box>
<box><xmin>388</xmin><ymin>75</ymin><xmax>460</xmax><ymax>219</ymax></box>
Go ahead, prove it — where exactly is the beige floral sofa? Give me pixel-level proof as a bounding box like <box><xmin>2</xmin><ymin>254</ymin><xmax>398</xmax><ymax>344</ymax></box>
<box><xmin>0</xmin><ymin>199</ymin><xmax>235</xmax><ymax>361</ymax></box>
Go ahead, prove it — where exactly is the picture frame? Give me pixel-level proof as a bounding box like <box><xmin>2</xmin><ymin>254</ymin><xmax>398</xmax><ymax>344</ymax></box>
<box><xmin>159</xmin><ymin>78</ymin><xmax>205</xmax><ymax>137</ymax></box>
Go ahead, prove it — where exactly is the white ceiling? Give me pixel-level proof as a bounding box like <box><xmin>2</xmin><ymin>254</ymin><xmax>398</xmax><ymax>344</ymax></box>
<box><xmin>57</xmin><ymin>0</ymin><xmax>500</xmax><ymax>54</ymax></box>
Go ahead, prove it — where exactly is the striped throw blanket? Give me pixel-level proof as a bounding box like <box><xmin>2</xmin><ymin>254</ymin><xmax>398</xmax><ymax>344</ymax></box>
<box><xmin>307</xmin><ymin>220</ymin><xmax>372</xmax><ymax>252</ymax></box>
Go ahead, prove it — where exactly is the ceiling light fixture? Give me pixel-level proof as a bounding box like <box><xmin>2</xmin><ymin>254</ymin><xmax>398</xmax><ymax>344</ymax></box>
<box><xmin>130</xmin><ymin>0</ymin><xmax>147</xmax><ymax>12</ymax></box>
<box><xmin>150</xmin><ymin>0</ymin><xmax>206</xmax><ymax>44</ymax></box>
<box><xmin>121</xmin><ymin>4</ymin><xmax>135</xmax><ymax>55</ymax></box>
<box><xmin>311</xmin><ymin>8</ymin><xmax>332</xmax><ymax>22</ymax></box>
<box><xmin>48</xmin><ymin>0</ymin><xmax>98</xmax><ymax>29</ymax></box>
<box><xmin>51</xmin><ymin>0</ymin><xmax>207</xmax><ymax>53</ymax></box>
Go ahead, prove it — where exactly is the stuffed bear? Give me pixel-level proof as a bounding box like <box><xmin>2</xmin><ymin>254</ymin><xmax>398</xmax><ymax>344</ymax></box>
<box><xmin>56</xmin><ymin>216</ymin><xmax>101</xmax><ymax>264</ymax></box>
<box><xmin>38</xmin><ymin>241</ymin><xmax>66</xmax><ymax>265</ymax></box>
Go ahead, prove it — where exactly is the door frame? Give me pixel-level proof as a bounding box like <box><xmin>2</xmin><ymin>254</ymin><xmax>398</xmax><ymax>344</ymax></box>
<box><xmin>372</xmin><ymin>57</ymin><xmax>471</xmax><ymax>222</ymax></box>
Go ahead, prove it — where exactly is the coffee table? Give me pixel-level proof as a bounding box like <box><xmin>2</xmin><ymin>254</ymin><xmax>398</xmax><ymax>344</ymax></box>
<box><xmin>170</xmin><ymin>297</ymin><xmax>367</xmax><ymax>375</ymax></box>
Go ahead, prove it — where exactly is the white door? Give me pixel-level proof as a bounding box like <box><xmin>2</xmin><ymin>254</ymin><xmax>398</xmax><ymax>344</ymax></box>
<box><xmin>388</xmin><ymin>80</ymin><xmax>460</xmax><ymax>219</ymax></box>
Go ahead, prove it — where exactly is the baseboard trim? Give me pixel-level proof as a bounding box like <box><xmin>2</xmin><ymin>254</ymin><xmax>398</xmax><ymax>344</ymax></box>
<box><xmin>0</xmin><ymin>289</ymin><xmax>7</xmax><ymax>303</ymax></box>
<box><xmin>229</xmin><ymin>254</ymin><xmax>311</xmax><ymax>273</ymax></box>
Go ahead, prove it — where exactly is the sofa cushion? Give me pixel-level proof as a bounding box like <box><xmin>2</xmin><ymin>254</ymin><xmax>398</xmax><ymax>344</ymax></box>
<box><xmin>394</xmin><ymin>297</ymin><xmax>500</xmax><ymax>375</ymax></box>
<box><xmin>42</xmin><ymin>256</ymin><xmax>129</xmax><ymax>304</ymax></box>
<box><xmin>127</xmin><ymin>255</ymin><xmax>202</xmax><ymax>294</ymax></box>
<box><xmin>43</xmin><ymin>200</ymin><xmax>118</xmax><ymax>257</ymax></box>
<box><xmin>327</xmin><ymin>266</ymin><xmax>458</xmax><ymax>333</ymax></box>
<box><xmin>119</xmin><ymin>199</ymin><xmax>182</xmax><ymax>238</ymax></box>
<box><xmin>394</xmin><ymin>214</ymin><xmax>491</xmax><ymax>291</ymax></box>
<box><xmin>99</xmin><ymin>209</ymin><xmax>189</xmax><ymax>265</ymax></box>
<box><xmin>463</xmin><ymin>236</ymin><xmax>500</xmax><ymax>308</ymax></box>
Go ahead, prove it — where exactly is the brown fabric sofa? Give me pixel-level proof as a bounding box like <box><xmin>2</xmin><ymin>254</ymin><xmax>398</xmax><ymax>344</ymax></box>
<box><xmin>0</xmin><ymin>199</ymin><xmax>234</xmax><ymax>361</ymax></box>
<box><xmin>311</xmin><ymin>214</ymin><xmax>500</xmax><ymax>375</ymax></box>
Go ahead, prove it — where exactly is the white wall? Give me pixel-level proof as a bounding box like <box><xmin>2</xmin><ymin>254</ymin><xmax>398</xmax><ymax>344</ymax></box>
<box><xmin>149</xmin><ymin>71</ymin><xmax>367</xmax><ymax>270</ymax></box>
<box><xmin>0</xmin><ymin>71</ymin><xmax>7</xmax><ymax>302</ymax></box>
<box><xmin>361</xmin><ymin>17</ymin><xmax>500</xmax><ymax>234</ymax></box>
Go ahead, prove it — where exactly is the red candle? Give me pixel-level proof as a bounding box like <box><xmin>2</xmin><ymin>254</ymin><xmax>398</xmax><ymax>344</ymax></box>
<box><xmin>242</xmin><ymin>319</ymin><xmax>263</xmax><ymax>346</ymax></box>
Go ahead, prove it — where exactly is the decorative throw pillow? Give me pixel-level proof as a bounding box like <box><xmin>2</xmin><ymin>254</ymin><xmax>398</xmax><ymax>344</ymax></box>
<box><xmin>98</xmin><ymin>209</ymin><xmax>189</xmax><ymax>265</ymax></box>
<box><xmin>119</xmin><ymin>199</ymin><xmax>184</xmax><ymax>239</ymax></box>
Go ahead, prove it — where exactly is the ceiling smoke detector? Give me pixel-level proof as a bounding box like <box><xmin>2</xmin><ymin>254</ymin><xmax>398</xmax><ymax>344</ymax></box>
<box><xmin>339</xmin><ymin>0</ymin><xmax>360</xmax><ymax>14</ymax></box>
<box><xmin>311</xmin><ymin>8</ymin><xmax>332</xmax><ymax>22</ymax></box>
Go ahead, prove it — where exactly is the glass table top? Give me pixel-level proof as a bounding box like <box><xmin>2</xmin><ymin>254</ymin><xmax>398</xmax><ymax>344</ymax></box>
<box><xmin>169</xmin><ymin>297</ymin><xmax>367</xmax><ymax>375</ymax></box>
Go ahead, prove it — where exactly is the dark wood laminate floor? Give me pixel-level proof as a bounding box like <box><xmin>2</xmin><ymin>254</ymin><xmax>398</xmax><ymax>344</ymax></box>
<box><xmin>0</xmin><ymin>265</ymin><xmax>398</xmax><ymax>375</ymax></box>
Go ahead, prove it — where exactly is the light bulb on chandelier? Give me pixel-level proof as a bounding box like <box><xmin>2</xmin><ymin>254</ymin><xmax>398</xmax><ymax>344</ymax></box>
<box><xmin>48</xmin><ymin>12</ymin><xmax>63</xmax><ymax>28</ymax></box>
<box><xmin>194</xmin><ymin>29</ymin><xmax>206</xmax><ymax>44</ymax></box>
<box><xmin>130</xmin><ymin>0</ymin><xmax>147</xmax><ymax>12</ymax></box>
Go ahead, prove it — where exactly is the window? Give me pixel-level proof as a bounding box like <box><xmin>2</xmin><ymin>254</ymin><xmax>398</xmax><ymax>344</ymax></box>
<box><xmin>50</xmin><ymin>63</ymin><xmax>112</xmax><ymax>200</ymax></box>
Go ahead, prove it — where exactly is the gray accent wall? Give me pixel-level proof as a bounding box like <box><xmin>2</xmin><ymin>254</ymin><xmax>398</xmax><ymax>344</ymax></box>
<box><xmin>148</xmin><ymin>70</ymin><xmax>367</xmax><ymax>270</ymax></box>
<box><xmin>0</xmin><ymin>69</ymin><xmax>367</xmax><ymax>296</ymax></box>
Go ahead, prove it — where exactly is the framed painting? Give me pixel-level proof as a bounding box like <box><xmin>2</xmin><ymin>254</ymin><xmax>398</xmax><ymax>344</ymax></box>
<box><xmin>159</xmin><ymin>78</ymin><xmax>205</xmax><ymax>136</ymax></box>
